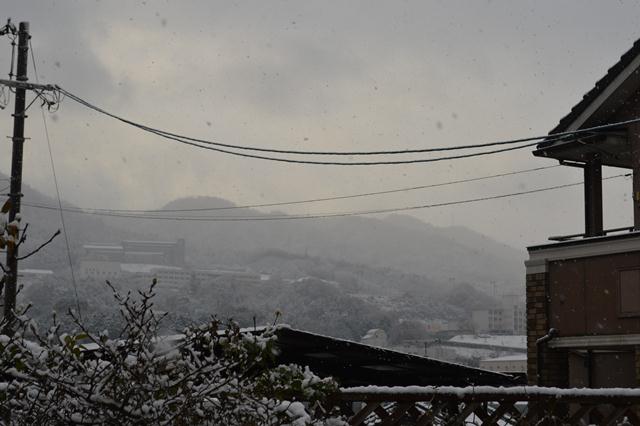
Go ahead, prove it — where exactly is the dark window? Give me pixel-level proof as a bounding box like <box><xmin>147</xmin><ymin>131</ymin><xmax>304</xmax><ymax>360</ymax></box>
<box><xmin>619</xmin><ymin>269</ymin><xmax>640</xmax><ymax>316</ymax></box>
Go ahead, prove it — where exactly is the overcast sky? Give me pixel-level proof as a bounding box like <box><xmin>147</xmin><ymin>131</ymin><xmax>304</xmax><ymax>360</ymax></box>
<box><xmin>2</xmin><ymin>1</ymin><xmax>640</xmax><ymax>249</ymax></box>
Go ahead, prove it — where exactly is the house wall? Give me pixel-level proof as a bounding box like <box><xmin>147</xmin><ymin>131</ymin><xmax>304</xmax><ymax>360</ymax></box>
<box><xmin>548</xmin><ymin>251</ymin><xmax>640</xmax><ymax>336</ymax></box>
<box><xmin>526</xmin><ymin>272</ymin><xmax>568</xmax><ymax>386</ymax></box>
<box><xmin>527</xmin><ymin>236</ymin><xmax>640</xmax><ymax>387</ymax></box>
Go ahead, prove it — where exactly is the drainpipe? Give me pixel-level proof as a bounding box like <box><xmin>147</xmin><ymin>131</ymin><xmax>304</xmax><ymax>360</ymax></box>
<box><xmin>536</xmin><ymin>328</ymin><xmax>558</xmax><ymax>385</ymax></box>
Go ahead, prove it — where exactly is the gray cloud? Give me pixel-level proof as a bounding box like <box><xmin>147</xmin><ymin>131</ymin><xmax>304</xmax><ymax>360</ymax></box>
<box><xmin>1</xmin><ymin>0</ymin><xmax>639</xmax><ymax>249</ymax></box>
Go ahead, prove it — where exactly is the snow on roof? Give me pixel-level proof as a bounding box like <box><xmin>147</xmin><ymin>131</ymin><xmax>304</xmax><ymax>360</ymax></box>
<box><xmin>481</xmin><ymin>354</ymin><xmax>527</xmax><ymax>362</ymax></box>
<box><xmin>83</xmin><ymin>244</ymin><xmax>122</xmax><ymax>250</ymax></box>
<box><xmin>20</xmin><ymin>269</ymin><xmax>54</xmax><ymax>275</ymax></box>
<box><xmin>447</xmin><ymin>347</ymin><xmax>497</xmax><ymax>359</ymax></box>
<box><xmin>120</xmin><ymin>264</ymin><xmax>183</xmax><ymax>274</ymax></box>
<box><xmin>449</xmin><ymin>335</ymin><xmax>526</xmax><ymax>349</ymax></box>
<box><xmin>341</xmin><ymin>385</ymin><xmax>640</xmax><ymax>397</ymax></box>
<box><xmin>123</xmin><ymin>240</ymin><xmax>179</xmax><ymax>245</ymax></box>
<box><xmin>363</xmin><ymin>329</ymin><xmax>386</xmax><ymax>339</ymax></box>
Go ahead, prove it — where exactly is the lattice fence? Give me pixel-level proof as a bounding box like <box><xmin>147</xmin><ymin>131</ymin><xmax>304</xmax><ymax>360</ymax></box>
<box><xmin>334</xmin><ymin>386</ymin><xmax>640</xmax><ymax>425</ymax></box>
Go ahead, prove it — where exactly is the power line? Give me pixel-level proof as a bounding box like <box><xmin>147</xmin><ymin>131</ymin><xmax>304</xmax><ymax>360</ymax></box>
<box><xmin>57</xmin><ymin>91</ymin><xmax>552</xmax><ymax>165</ymax></box>
<box><xmin>59</xmin><ymin>87</ymin><xmax>639</xmax><ymax>157</ymax></box>
<box><xmin>26</xmin><ymin>164</ymin><xmax>561</xmax><ymax>214</ymax></box>
<box><xmin>129</xmin><ymin>132</ymin><xmax>542</xmax><ymax>166</ymax></box>
<box><xmin>22</xmin><ymin>173</ymin><xmax>629</xmax><ymax>222</ymax></box>
<box><xmin>30</xmin><ymin>40</ymin><xmax>82</xmax><ymax>319</ymax></box>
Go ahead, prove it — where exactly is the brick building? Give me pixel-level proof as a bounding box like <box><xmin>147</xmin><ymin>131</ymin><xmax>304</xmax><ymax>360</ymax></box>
<box><xmin>527</xmin><ymin>38</ymin><xmax>640</xmax><ymax>387</ymax></box>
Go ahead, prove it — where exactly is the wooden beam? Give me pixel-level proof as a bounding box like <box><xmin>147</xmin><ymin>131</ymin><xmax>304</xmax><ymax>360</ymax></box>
<box><xmin>348</xmin><ymin>402</ymin><xmax>380</xmax><ymax>426</ymax></box>
<box><xmin>379</xmin><ymin>402</ymin><xmax>413</xmax><ymax>426</ymax></box>
<box><xmin>584</xmin><ymin>156</ymin><xmax>603</xmax><ymax>237</ymax></box>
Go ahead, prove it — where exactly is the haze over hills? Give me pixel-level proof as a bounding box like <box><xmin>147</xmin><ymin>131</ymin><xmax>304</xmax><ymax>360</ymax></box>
<box><xmin>8</xmin><ymin>177</ymin><xmax>525</xmax><ymax>297</ymax></box>
<box><xmin>4</xmin><ymin>175</ymin><xmax>528</xmax><ymax>338</ymax></box>
<box><xmin>141</xmin><ymin>196</ymin><xmax>526</xmax><ymax>295</ymax></box>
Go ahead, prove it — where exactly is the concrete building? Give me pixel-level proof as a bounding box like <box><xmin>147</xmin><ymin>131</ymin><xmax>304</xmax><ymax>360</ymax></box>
<box><xmin>81</xmin><ymin>239</ymin><xmax>185</xmax><ymax>267</ymax></box>
<box><xmin>472</xmin><ymin>294</ymin><xmax>525</xmax><ymax>335</ymax></box>
<box><xmin>79</xmin><ymin>239</ymin><xmax>267</xmax><ymax>291</ymax></box>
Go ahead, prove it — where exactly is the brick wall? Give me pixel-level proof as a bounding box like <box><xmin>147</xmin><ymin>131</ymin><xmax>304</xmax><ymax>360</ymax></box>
<box><xmin>526</xmin><ymin>272</ymin><xmax>568</xmax><ymax>386</ymax></box>
<box><xmin>635</xmin><ymin>346</ymin><xmax>640</xmax><ymax>385</ymax></box>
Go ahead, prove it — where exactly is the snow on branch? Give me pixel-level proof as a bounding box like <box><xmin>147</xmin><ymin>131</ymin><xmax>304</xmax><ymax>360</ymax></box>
<box><xmin>0</xmin><ymin>281</ymin><xmax>346</xmax><ymax>425</ymax></box>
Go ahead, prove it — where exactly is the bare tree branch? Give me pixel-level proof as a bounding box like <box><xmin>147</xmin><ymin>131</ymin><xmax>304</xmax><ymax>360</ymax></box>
<box><xmin>15</xmin><ymin>222</ymin><xmax>28</xmax><ymax>248</ymax></box>
<box><xmin>17</xmin><ymin>229</ymin><xmax>60</xmax><ymax>261</ymax></box>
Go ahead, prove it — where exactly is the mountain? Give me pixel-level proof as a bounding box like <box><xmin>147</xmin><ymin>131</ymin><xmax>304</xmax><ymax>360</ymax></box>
<box><xmin>7</xmin><ymin>184</ymin><xmax>524</xmax><ymax>338</ymax></box>
<box><xmin>8</xmin><ymin>179</ymin><xmax>524</xmax><ymax>295</ymax></box>
<box><xmin>116</xmin><ymin>196</ymin><xmax>525</xmax><ymax>295</ymax></box>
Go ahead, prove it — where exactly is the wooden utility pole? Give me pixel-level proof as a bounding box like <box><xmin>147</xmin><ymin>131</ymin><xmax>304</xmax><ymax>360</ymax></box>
<box><xmin>3</xmin><ymin>21</ymin><xmax>29</xmax><ymax>329</ymax></box>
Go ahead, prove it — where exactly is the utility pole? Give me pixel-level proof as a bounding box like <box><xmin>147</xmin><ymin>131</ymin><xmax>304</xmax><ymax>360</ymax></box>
<box><xmin>3</xmin><ymin>21</ymin><xmax>29</xmax><ymax>330</ymax></box>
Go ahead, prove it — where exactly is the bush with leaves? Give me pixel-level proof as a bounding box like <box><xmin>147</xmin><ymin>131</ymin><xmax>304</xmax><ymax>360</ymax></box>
<box><xmin>0</xmin><ymin>280</ymin><xmax>345</xmax><ymax>425</ymax></box>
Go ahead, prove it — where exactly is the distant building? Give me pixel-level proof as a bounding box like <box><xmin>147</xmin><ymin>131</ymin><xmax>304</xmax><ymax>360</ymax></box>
<box><xmin>79</xmin><ymin>239</ymin><xmax>185</xmax><ymax>281</ymax></box>
<box><xmin>81</xmin><ymin>239</ymin><xmax>185</xmax><ymax>267</ymax></box>
<box><xmin>390</xmin><ymin>334</ymin><xmax>525</xmax><ymax>367</ymax></box>
<box><xmin>79</xmin><ymin>239</ymin><xmax>266</xmax><ymax>289</ymax></box>
<box><xmin>472</xmin><ymin>294</ymin><xmax>525</xmax><ymax>335</ymax></box>
<box><xmin>424</xmin><ymin>319</ymin><xmax>459</xmax><ymax>334</ymax></box>
<box><xmin>479</xmin><ymin>354</ymin><xmax>527</xmax><ymax>373</ymax></box>
<box><xmin>18</xmin><ymin>268</ymin><xmax>54</xmax><ymax>290</ymax></box>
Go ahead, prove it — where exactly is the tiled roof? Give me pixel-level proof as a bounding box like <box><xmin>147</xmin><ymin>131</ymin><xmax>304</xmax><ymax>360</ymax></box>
<box><xmin>550</xmin><ymin>38</ymin><xmax>640</xmax><ymax>134</ymax></box>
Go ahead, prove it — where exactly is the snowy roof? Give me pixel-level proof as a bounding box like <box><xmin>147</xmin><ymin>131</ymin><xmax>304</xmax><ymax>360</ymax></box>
<box><xmin>123</xmin><ymin>240</ymin><xmax>180</xmax><ymax>245</ymax></box>
<box><xmin>82</xmin><ymin>325</ymin><xmax>519</xmax><ymax>387</ymax></box>
<box><xmin>83</xmin><ymin>244</ymin><xmax>122</xmax><ymax>250</ymax></box>
<box><xmin>341</xmin><ymin>385</ymin><xmax>640</xmax><ymax>398</ymax></box>
<box><xmin>274</xmin><ymin>326</ymin><xmax>520</xmax><ymax>387</ymax></box>
<box><xmin>362</xmin><ymin>329</ymin><xmax>386</xmax><ymax>339</ymax></box>
<box><xmin>20</xmin><ymin>269</ymin><xmax>54</xmax><ymax>275</ymax></box>
<box><xmin>481</xmin><ymin>354</ymin><xmax>527</xmax><ymax>362</ymax></box>
<box><xmin>449</xmin><ymin>335</ymin><xmax>526</xmax><ymax>349</ymax></box>
<box><xmin>120</xmin><ymin>264</ymin><xmax>183</xmax><ymax>274</ymax></box>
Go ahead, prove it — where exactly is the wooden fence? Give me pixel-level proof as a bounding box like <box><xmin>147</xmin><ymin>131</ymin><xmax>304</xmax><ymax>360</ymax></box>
<box><xmin>333</xmin><ymin>386</ymin><xmax>640</xmax><ymax>425</ymax></box>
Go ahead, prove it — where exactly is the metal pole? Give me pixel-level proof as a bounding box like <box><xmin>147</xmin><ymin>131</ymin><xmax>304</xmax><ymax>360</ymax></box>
<box><xmin>3</xmin><ymin>22</ymin><xmax>29</xmax><ymax>331</ymax></box>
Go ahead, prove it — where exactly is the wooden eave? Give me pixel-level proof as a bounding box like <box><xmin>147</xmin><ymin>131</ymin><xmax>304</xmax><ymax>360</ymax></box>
<box><xmin>535</xmin><ymin>38</ymin><xmax>640</xmax><ymax>167</ymax></box>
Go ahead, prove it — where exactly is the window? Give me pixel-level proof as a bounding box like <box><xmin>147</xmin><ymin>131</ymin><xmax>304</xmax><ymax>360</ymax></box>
<box><xmin>619</xmin><ymin>268</ymin><xmax>640</xmax><ymax>317</ymax></box>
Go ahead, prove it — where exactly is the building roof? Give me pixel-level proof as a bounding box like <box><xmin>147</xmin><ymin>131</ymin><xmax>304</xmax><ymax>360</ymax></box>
<box><xmin>94</xmin><ymin>326</ymin><xmax>520</xmax><ymax>387</ymax></box>
<box><xmin>120</xmin><ymin>264</ymin><xmax>183</xmax><ymax>274</ymax></box>
<box><xmin>274</xmin><ymin>327</ymin><xmax>520</xmax><ymax>387</ymax></box>
<box><xmin>19</xmin><ymin>269</ymin><xmax>54</xmax><ymax>275</ymax></box>
<box><xmin>480</xmin><ymin>354</ymin><xmax>527</xmax><ymax>363</ymax></box>
<box><xmin>123</xmin><ymin>240</ymin><xmax>181</xmax><ymax>246</ymax></box>
<box><xmin>549</xmin><ymin>39</ymin><xmax>640</xmax><ymax>135</ymax></box>
<box><xmin>449</xmin><ymin>335</ymin><xmax>526</xmax><ymax>350</ymax></box>
<box><xmin>535</xmin><ymin>38</ymin><xmax>640</xmax><ymax>167</ymax></box>
<box><xmin>83</xmin><ymin>244</ymin><xmax>123</xmax><ymax>250</ymax></box>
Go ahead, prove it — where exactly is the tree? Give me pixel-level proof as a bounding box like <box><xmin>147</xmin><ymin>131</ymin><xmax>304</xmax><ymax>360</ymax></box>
<box><xmin>0</xmin><ymin>281</ymin><xmax>345</xmax><ymax>425</ymax></box>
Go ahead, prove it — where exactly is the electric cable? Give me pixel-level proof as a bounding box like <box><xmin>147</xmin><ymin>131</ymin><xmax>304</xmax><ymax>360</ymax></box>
<box><xmin>23</xmin><ymin>173</ymin><xmax>628</xmax><ymax>222</ymax></box>
<box><xmin>58</xmin><ymin>86</ymin><xmax>639</xmax><ymax>157</ymax></box>
<box><xmin>30</xmin><ymin>40</ymin><xmax>82</xmax><ymax>319</ymax></box>
<box><xmin>27</xmin><ymin>164</ymin><xmax>561</xmax><ymax>214</ymax></box>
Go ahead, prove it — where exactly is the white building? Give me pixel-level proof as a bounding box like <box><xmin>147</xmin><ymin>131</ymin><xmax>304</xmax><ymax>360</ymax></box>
<box><xmin>472</xmin><ymin>294</ymin><xmax>526</xmax><ymax>335</ymax></box>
